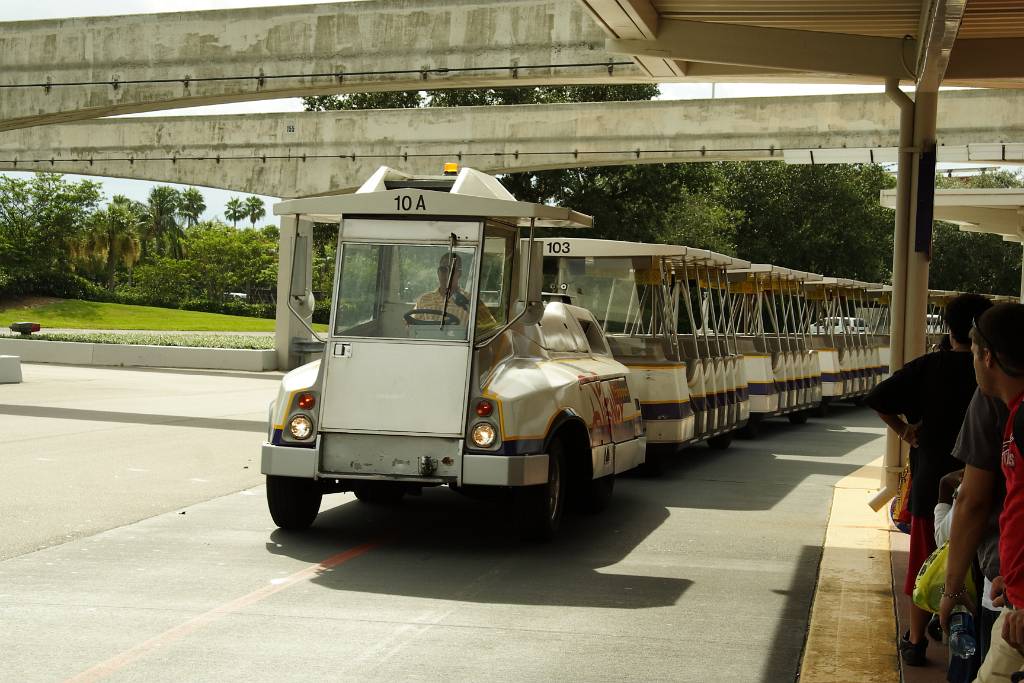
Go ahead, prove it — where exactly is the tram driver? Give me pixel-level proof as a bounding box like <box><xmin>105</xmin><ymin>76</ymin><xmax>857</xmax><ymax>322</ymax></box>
<box><xmin>410</xmin><ymin>252</ymin><xmax>497</xmax><ymax>332</ymax></box>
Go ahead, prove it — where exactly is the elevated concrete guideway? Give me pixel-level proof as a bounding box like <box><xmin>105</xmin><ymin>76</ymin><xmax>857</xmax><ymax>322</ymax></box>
<box><xmin>0</xmin><ymin>0</ymin><xmax>650</xmax><ymax>133</ymax></box>
<box><xmin>2</xmin><ymin>89</ymin><xmax>1024</xmax><ymax>197</ymax></box>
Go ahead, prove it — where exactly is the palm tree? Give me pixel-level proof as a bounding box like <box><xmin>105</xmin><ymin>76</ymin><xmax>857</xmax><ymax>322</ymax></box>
<box><xmin>87</xmin><ymin>195</ymin><xmax>144</xmax><ymax>289</ymax></box>
<box><xmin>224</xmin><ymin>197</ymin><xmax>247</xmax><ymax>228</ymax></box>
<box><xmin>244</xmin><ymin>196</ymin><xmax>267</xmax><ymax>228</ymax></box>
<box><xmin>178</xmin><ymin>187</ymin><xmax>206</xmax><ymax>227</ymax></box>
<box><xmin>145</xmin><ymin>186</ymin><xmax>183</xmax><ymax>258</ymax></box>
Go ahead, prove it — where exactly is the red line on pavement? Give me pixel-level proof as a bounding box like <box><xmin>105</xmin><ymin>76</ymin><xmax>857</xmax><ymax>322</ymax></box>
<box><xmin>65</xmin><ymin>540</ymin><xmax>383</xmax><ymax>683</ymax></box>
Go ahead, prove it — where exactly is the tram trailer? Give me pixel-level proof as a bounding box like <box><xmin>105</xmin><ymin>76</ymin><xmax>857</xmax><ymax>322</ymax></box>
<box><xmin>542</xmin><ymin>238</ymin><xmax>751</xmax><ymax>454</ymax></box>
<box><xmin>727</xmin><ymin>265</ymin><xmax>823</xmax><ymax>429</ymax></box>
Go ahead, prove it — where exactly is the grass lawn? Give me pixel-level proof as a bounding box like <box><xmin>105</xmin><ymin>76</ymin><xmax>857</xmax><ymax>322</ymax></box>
<box><xmin>0</xmin><ymin>298</ymin><xmax>327</xmax><ymax>332</ymax></box>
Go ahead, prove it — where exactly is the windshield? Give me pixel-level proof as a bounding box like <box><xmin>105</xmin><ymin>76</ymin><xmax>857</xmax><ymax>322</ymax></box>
<box><xmin>333</xmin><ymin>242</ymin><xmax>507</xmax><ymax>341</ymax></box>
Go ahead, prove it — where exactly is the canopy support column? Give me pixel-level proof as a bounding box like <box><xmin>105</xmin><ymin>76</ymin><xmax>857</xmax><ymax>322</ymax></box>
<box><xmin>275</xmin><ymin>215</ymin><xmax>315</xmax><ymax>371</ymax></box>
<box><xmin>871</xmin><ymin>82</ymin><xmax>938</xmax><ymax>511</ymax></box>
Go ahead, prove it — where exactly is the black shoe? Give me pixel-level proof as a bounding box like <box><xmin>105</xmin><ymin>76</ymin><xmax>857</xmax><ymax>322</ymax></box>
<box><xmin>900</xmin><ymin>630</ymin><xmax>928</xmax><ymax>667</ymax></box>
<box><xmin>927</xmin><ymin>614</ymin><xmax>943</xmax><ymax>642</ymax></box>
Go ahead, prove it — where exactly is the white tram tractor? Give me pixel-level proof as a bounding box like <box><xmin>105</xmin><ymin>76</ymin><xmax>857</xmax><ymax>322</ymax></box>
<box><xmin>262</xmin><ymin>167</ymin><xmax>646</xmax><ymax>540</ymax></box>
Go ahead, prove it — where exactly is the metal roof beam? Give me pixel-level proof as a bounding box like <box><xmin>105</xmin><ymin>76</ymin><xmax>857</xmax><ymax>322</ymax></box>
<box><xmin>578</xmin><ymin>1</ymin><xmax>681</xmax><ymax>78</ymax></box>
<box><xmin>915</xmin><ymin>0</ymin><xmax>969</xmax><ymax>91</ymax></box>
<box><xmin>606</xmin><ymin>19</ymin><xmax>917</xmax><ymax>80</ymax></box>
<box><xmin>946</xmin><ymin>38</ymin><xmax>1024</xmax><ymax>81</ymax></box>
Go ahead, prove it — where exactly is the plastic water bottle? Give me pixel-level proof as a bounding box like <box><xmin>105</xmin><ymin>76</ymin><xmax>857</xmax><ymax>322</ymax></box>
<box><xmin>949</xmin><ymin>605</ymin><xmax>977</xmax><ymax>659</ymax></box>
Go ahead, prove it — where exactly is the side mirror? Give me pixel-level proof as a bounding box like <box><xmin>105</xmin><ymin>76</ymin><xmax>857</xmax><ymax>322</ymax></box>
<box><xmin>523</xmin><ymin>239</ymin><xmax>544</xmax><ymax>304</ymax></box>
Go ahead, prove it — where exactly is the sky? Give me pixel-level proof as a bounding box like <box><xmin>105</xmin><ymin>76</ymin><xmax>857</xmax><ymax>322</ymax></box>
<box><xmin>0</xmin><ymin>1</ymin><xmax>982</xmax><ymax>225</ymax></box>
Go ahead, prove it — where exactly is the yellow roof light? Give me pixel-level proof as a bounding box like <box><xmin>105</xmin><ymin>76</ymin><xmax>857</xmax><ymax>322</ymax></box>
<box><xmin>442</xmin><ymin>162</ymin><xmax>460</xmax><ymax>176</ymax></box>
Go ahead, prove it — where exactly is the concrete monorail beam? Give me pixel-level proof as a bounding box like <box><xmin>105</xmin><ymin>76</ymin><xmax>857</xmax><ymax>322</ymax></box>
<box><xmin>0</xmin><ymin>0</ymin><xmax>647</xmax><ymax>133</ymax></box>
<box><xmin>2</xmin><ymin>89</ymin><xmax>1024</xmax><ymax>197</ymax></box>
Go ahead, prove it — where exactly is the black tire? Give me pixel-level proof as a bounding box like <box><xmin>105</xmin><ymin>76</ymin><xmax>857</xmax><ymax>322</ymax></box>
<box><xmin>266</xmin><ymin>475</ymin><xmax>322</xmax><ymax>531</ymax></box>
<box><xmin>738</xmin><ymin>418</ymin><xmax>760</xmax><ymax>439</ymax></box>
<box><xmin>353</xmin><ymin>482</ymin><xmax>406</xmax><ymax>505</ymax></box>
<box><xmin>788</xmin><ymin>412</ymin><xmax>809</xmax><ymax>425</ymax></box>
<box><xmin>707</xmin><ymin>433</ymin><xmax>733</xmax><ymax>450</ymax></box>
<box><xmin>814</xmin><ymin>400</ymin><xmax>829</xmax><ymax>418</ymax></box>
<box><xmin>582</xmin><ymin>475</ymin><xmax>615</xmax><ymax>514</ymax></box>
<box><xmin>514</xmin><ymin>439</ymin><xmax>566</xmax><ymax>542</ymax></box>
<box><xmin>637</xmin><ymin>447</ymin><xmax>665</xmax><ymax>477</ymax></box>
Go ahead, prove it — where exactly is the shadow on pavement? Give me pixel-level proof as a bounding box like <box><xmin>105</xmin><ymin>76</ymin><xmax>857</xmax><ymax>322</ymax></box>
<box><xmin>0</xmin><ymin>404</ymin><xmax>266</xmax><ymax>432</ymax></box>
<box><xmin>267</xmin><ymin>485</ymin><xmax>691</xmax><ymax>609</ymax></box>
<box><xmin>264</xmin><ymin>406</ymin><xmax>881</xmax><ymax>610</ymax></box>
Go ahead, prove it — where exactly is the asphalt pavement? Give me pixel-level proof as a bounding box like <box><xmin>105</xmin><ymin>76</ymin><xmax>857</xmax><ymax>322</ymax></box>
<box><xmin>0</xmin><ymin>363</ymin><xmax>885</xmax><ymax>682</ymax></box>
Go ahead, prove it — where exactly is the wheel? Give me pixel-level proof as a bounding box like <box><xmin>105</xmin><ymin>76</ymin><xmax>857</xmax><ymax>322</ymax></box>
<box><xmin>514</xmin><ymin>439</ymin><xmax>566</xmax><ymax>542</ymax></box>
<box><xmin>738</xmin><ymin>417</ymin><xmax>760</xmax><ymax>439</ymax></box>
<box><xmin>814</xmin><ymin>399</ymin><xmax>830</xmax><ymax>418</ymax></box>
<box><xmin>266</xmin><ymin>475</ymin><xmax>322</xmax><ymax>530</ymax></box>
<box><xmin>707</xmin><ymin>434</ymin><xmax>733</xmax><ymax>450</ymax></box>
<box><xmin>582</xmin><ymin>475</ymin><xmax>615</xmax><ymax>514</ymax></box>
<box><xmin>788</xmin><ymin>412</ymin><xmax>809</xmax><ymax>425</ymax></box>
<box><xmin>637</xmin><ymin>447</ymin><xmax>665</xmax><ymax>476</ymax></box>
<box><xmin>354</xmin><ymin>482</ymin><xmax>406</xmax><ymax>505</ymax></box>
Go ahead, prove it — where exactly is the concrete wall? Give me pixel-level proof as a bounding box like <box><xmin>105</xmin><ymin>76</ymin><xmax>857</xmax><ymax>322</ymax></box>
<box><xmin>0</xmin><ymin>339</ymin><xmax>278</xmax><ymax>372</ymax></box>
<box><xmin>0</xmin><ymin>0</ymin><xmax>646</xmax><ymax>132</ymax></box>
<box><xmin>2</xmin><ymin>89</ymin><xmax>1023</xmax><ymax>197</ymax></box>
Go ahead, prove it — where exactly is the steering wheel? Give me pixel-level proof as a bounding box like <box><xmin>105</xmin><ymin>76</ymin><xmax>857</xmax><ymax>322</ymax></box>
<box><xmin>404</xmin><ymin>308</ymin><xmax>462</xmax><ymax>326</ymax></box>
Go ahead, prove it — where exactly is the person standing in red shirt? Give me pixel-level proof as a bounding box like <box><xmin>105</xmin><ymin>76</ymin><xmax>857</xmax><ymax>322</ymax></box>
<box><xmin>965</xmin><ymin>303</ymin><xmax>1024</xmax><ymax>683</ymax></box>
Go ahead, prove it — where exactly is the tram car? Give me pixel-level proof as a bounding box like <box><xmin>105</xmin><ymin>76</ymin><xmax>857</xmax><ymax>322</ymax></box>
<box><xmin>542</xmin><ymin>238</ymin><xmax>750</xmax><ymax>457</ymax></box>
<box><xmin>727</xmin><ymin>264</ymin><xmax>823</xmax><ymax>430</ymax></box>
<box><xmin>803</xmin><ymin>277</ymin><xmax>881</xmax><ymax>405</ymax></box>
<box><xmin>261</xmin><ymin>166</ymin><xmax>646</xmax><ymax>540</ymax></box>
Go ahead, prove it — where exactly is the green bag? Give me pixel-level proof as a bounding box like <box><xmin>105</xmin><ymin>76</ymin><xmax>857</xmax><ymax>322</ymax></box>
<box><xmin>912</xmin><ymin>542</ymin><xmax>977</xmax><ymax>613</ymax></box>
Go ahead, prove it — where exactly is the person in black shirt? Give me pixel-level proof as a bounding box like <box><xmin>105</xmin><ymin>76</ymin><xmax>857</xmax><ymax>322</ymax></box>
<box><xmin>867</xmin><ymin>293</ymin><xmax>993</xmax><ymax>666</ymax></box>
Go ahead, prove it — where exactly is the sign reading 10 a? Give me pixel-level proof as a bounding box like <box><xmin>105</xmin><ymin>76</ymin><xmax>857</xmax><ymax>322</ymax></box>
<box><xmin>394</xmin><ymin>195</ymin><xmax>427</xmax><ymax>211</ymax></box>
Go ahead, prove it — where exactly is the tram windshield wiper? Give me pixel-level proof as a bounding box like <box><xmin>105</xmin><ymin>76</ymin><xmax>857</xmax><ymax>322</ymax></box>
<box><xmin>439</xmin><ymin>233</ymin><xmax>457</xmax><ymax>329</ymax></box>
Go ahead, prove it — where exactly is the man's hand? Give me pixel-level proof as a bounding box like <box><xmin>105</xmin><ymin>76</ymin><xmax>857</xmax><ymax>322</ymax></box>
<box><xmin>939</xmin><ymin>469</ymin><xmax>965</xmax><ymax>505</ymax></box>
<box><xmin>940</xmin><ymin>590</ymin><xmax>976</xmax><ymax>633</ymax></box>
<box><xmin>992</xmin><ymin>576</ymin><xmax>1007</xmax><ymax>608</ymax></box>
<box><xmin>1003</xmin><ymin>609</ymin><xmax>1024</xmax><ymax>649</ymax></box>
<box><xmin>902</xmin><ymin>423</ymin><xmax>921</xmax><ymax>448</ymax></box>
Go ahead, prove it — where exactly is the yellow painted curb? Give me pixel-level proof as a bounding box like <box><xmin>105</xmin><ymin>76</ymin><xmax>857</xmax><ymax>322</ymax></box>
<box><xmin>799</xmin><ymin>456</ymin><xmax>900</xmax><ymax>682</ymax></box>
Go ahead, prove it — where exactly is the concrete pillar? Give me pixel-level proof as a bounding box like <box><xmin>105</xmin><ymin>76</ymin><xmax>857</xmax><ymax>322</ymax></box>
<box><xmin>905</xmin><ymin>89</ymin><xmax>939</xmax><ymax>363</ymax></box>
<box><xmin>1019</xmin><ymin>242</ymin><xmax>1024</xmax><ymax>304</ymax></box>
<box><xmin>274</xmin><ymin>215</ymin><xmax>315</xmax><ymax>371</ymax></box>
<box><xmin>871</xmin><ymin>81</ymin><xmax>915</xmax><ymax>511</ymax></box>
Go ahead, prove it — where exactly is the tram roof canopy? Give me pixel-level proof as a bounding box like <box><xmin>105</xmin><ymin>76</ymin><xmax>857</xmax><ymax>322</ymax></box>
<box><xmin>546</xmin><ymin>238</ymin><xmax>747</xmax><ymax>268</ymax></box>
<box><xmin>728</xmin><ymin>263</ymin><xmax>822</xmax><ymax>282</ymax></box>
<box><xmin>274</xmin><ymin>166</ymin><xmax>593</xmax><ymax>229</ymax></box>
<box><xmin>880</xmin><ymin>188</ymin><xmax>1024</xmax><ymax>244</ymax></box>
<box><xmin>586</xmin><ymin>1</ymin><xmax>1024</xmax><ymax>90</ymax></box>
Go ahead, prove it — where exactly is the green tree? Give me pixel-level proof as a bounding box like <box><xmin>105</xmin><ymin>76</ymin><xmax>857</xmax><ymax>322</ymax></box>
<box><xmin>178</xmin><ymin>187</ymin><xmax>207</xmax><ymax>227</ymax></box>
<box><xmin>244</xmin><ymin>196</ymin><xmax>267</xmax><ymax>228</ymax></box>
<box><xmin>81</xmin><ymin>195</ymin><xmax>144</xmax><ymax>290</ymax></box>
<box><xmin>929</xmin><ymin>169</ymin><xmax>1024</xmax><ymax>295</ymax></box>
<box><xmin>224</xmin><ymin>197</ymin><xmax>247</xmax><ymax>228</ymax></box>
<box><xmin>0</xmin><ymin>173</ymin><xmax>102</xmax><ymax>297</ymax></box>
<box><xmin>303</xmin><ymin>91</ymin><xmax>423</xmax><ymax>111</ymax></box>
<box><xmin>716</xmin><ymin>162</ymin><xmax>897</xmax><ymax>282</ymax></box>
<box><xmin>144</xmin><ymin>186</ymin><xmax>183</xmax><ymax>259</ymax></box>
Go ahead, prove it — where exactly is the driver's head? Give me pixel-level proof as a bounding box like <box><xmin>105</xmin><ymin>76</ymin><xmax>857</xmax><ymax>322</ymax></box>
<box><xmin>437</xmin><ymin>252</ymin><xmax>463</xmax><ymax>288</ymax></box>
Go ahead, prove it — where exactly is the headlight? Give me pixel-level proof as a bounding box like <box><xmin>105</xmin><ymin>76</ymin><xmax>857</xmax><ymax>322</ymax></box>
<box><xmin>470</xmin><ymin>422</ymin><xmax>497</xmax><ymax>448</ymax></box>
<box><xmin>289</xmin><ymin>415</ymin><xmax>314</xmax><ymax>440</ymax></box>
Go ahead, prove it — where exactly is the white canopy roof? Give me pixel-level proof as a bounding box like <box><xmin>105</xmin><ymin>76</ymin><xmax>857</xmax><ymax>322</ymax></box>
<box><xmin>880</xmin><ymin>188</ymin><xmax>1024</xmax><ymax>244</ymax></box>
<box><xmin>543</xmin><ymin>237</ymin><xmax>748</xmax><ymax>268</ymax></box>
<box><xmin>275</xmin><ymin>166</ymin><xmax>593</xmax><ymax>229</ymax></box>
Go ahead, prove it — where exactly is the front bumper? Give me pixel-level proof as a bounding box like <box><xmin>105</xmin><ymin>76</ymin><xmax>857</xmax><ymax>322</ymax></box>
<box><xmin>260</xmin><ymin>439</ymin><xmax>548</xmax><ymax>487</ymax></box>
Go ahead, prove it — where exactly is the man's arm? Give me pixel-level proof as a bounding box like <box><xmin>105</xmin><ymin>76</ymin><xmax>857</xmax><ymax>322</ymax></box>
<box><xmin>940</xmin><ymin>464</ymin><xmax>996</xmax><ymax>630</ymax></box>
